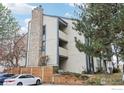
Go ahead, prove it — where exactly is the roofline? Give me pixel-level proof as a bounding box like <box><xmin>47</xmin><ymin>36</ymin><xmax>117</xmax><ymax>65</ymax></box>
<box><xmin>43</xmin><ymin>14</ymin><xmax>73</xmax><ymax>20</ymax></box>
<box><xmin>58</xmin><ymin>17</ymin><xmax>68</xmax><ymax>26</ymax></box>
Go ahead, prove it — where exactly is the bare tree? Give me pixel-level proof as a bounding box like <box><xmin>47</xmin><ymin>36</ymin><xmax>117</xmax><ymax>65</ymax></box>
<box><xmin>0</xmin><ymin>35</ymin><xmax>26</xmax><ymax>68</ymax></box>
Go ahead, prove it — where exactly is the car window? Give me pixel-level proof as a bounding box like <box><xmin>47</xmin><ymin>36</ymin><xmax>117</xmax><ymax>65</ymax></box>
<box><xmin>26</xmin><ymin>75</ymin><xmax>34</xmax><ymax>78</ymax></box>
<box><xmin>0</xmin><ymin>74</ymin><xmax>4</xmax><ymax>77</ymax></box>
<box><xmin>10</xmin><ymin>75</ymin><xmax>19</xmax><ymax>78</ymax></box>
<box><xmin>0</xmin><ymin>73</ymin><xmax>7</xmax><ymax>77</ymax></box>
<box><xmin>3</xmin><ymin>74</ymin><xmax>14</xmax><ymax>77</ymax></box>
<box><xmin>3</xmin><ymin>74</ymin><xmax>9</xmax><ymax>77</ymax></box>
<box><xmin>19</xmin><ymin>75</ymin><xmax>27</xmax><ymax>78</ymax></box>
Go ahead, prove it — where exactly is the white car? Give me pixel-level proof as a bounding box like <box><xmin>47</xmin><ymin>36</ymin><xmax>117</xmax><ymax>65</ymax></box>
<box><xmin>3</xmin><ymin>74</ymin><xmax>42</xmax><ymax>85</ymax></box>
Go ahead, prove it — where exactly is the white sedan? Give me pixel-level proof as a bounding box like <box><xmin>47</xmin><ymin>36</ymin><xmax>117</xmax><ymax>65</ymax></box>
<box><xmin>3</xmin><ymin>74</ymin><xmax>42</xmax><ymax>85</ymax></box>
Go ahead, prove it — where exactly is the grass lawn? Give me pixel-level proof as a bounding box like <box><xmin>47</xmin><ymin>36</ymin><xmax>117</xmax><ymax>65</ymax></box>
<box><xmin>84</xmin><ymin>73</ymin><xmax>123</xmax><ymax>85</ymax></box>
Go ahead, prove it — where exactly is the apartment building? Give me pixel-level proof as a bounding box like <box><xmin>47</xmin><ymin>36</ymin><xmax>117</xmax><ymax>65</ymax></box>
<box><xmin>26</xmin><ymin>6</ymin><xmax>99</xmax><ymax>73</ymax></box>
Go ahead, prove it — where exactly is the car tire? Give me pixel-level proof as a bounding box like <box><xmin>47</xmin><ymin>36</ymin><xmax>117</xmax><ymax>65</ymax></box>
<box><xmin>36</xmin><ymin>80</ymin><xmax>41</xmax><ymax>85</ymax></box>
<box><xmin>17</xmin><ymin>82</ymin><xmax>23</xmax><ymax>86</ymax></box>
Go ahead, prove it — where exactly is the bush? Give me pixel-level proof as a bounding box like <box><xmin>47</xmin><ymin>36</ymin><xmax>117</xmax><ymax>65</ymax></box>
<box><xmin>86</xmin><ymin>77</ymin><xmax>101</xmax><ymax>85</ymax></box>
<box><xmin>53</xmin><ymin>66</ymin><xmax>59</xmax><ymax>73</ymax></box>
<box><xmin>79</xmin><ymin>75</ymin><xmax>89</xmax><ymax>80</ymax></box>
<box><xmin>113</xmin><ymin>68</ymin><xmax>121</xmax><ymax>73</ymax></box>
<box><xmin>82</xmin><ymin>70</ymin><xmax>88</xmax><ymax>74</ymax></box>
<box><xmin>62</xmin><ymin>71</ymin><xmax>71</xmax><ymax>75</ymax></box>
<box><xmin>73</xmin><ymin>73</ymin><xmax>81</xmax><ymax>78</ymax></box>
<box><xmin>62</xmin><ymin>72</ymin><xmax>80</xmax><ymax>77</ymax></box>
<box><xmin>95</xmin><ymin>67</ymin><xmax>104</xmax><ymax>74</ymax></box>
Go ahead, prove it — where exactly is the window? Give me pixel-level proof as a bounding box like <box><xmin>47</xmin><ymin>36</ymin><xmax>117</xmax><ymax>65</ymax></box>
<box><xmin>43</xmin><ymin>25</ymin><xmax>46</xmax><ymax>35</ymax></box>
<box><xmin>3</xmin><ymin>74</ymin><xmax>14</xmax><ymax>77</ymax></box>
<box><xmin>10</xmin><ymin>75</ymin><xmax>18</xmax><ymax>78</ymax></box>
<box><xmin>41</xmin><ymin>41</ymin><xmax>45</xmax><ymax>51</ymax></box>
<box><xmin>19</xmin><ymin>75</ymin><xmax>27</xmax><ymax>79</ymax></box>
<box><xmin>42</xmin><ymin>25</ymin><xmax>46</xmax><ymax>41</ymax></box>
<box><xmin>41</xmin><ymin>25</ymin><xmax>46</xmax><ymax>52</ymax></box>
<box><xmin>26</xmin><ymin>75</ymin><xmax>34</xmax><ymax>78</ymax></box>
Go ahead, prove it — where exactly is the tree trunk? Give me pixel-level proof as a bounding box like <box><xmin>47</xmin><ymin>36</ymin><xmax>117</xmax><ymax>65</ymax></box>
<box><xmin>116</xmin><ymin>54</ymin><xmax>119</xmax><ymax>68</ymax></box>
<box><xmin>99</xmin><ymin>57</ymin><xmax>102</xmax><ymax>71</ymax></box>
<box><xmin>86</xmin><ymin>54</ymin><xmax>90</xmax><ymax>73</ymax></box>
<box><xmin>103</xmin><ymin>60</ymin><xmax>107</xmax><ymax>73</ymax></box>
<box><xmin>86</xmin><ymin>56</ymin><xmax>94</xmax><ymax>74</ymax></box>
<box><xmin>123</xmin><ymin>64</ymin><xmax>124</xmax><ymax>74</ymax></box>
<box><xmin>15</xmin><ymin>57</ymin><xmax>19</xmax><ymax>67</ymax></box>
<box><xmin>91</xmin><ymin>56</ymin><xmax>94</xmax><ymax>73</ymax></box>
<box><xmin>88</xmin><ymin>55</ymin><xmax>91</xmax><ymax>73</ymax></box>
<box><xmin>113</xmin><ymin>45</ymin><xmax>119</xmax><ymax>68</ymax></box>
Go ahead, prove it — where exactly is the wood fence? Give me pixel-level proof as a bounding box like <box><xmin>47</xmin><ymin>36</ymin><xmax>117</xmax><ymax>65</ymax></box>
<box><xmin>6</xmin><ymin>66</ymin><xmax>85</xmax><ymax>85</ymax></box>
<box><xmin>7</xmin><ymin>66</ymin><xmax>53</xmax><ymax>83</ymax></box>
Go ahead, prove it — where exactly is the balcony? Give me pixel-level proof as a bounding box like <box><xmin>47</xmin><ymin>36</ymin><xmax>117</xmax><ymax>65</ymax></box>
<box><xmin>59</xmin><ymin>47</ymin><xmax>68</xmax><ymax>57</ymax></box>
<box><xmin>59</xmin><ymin>30</ymin><xmax>68</xmax><ymax>42</ymax></box>
<box><xmin>58</xmin><ymin>17</ymin><xmax>67</xmax><ymax>30</ymax></box>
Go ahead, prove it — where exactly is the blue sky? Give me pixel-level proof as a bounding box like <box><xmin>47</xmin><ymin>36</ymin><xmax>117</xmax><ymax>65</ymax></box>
<box><xmin>1</xmin><ymin>3</ymin><xmax>76</xmax><ymax>34</ymax></box>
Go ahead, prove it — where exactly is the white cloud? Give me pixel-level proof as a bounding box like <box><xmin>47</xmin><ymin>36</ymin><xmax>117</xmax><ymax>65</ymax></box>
<box><xmin>1</xmin><ymin>2</ymin><xmax>33</xmax><ymax>35</ymax></box>
<box><xmin>0</xmin><ymin>0</ymin><xmax>85</xmax><ymax>3</ymax></box>
<box><xmin>64</xmin><ymin>12</ymin><xmax>72</xmax><ymax>18</ymax></box>
<box><xmin>68</xmin><ymin>3</ymin><xmax>75</xmax><ymax>7</ymax></box>
<box><xmin>20</xmin><ymin>27</ymin><xmax>28</xmax><ymax>35</ymax></box>
<box><xmin>2</xmin><ymin>3</ymin><xmax>36</xmax><ymax>15</ymax></box>
<box><xmin>25</xmin><ymin>18</ymin><xmax>31</xmax><ymax>28</ymax></box>
<box><xmin>68</xmin><ymin>3</ymin><xmax>84</xmax><ymax>7</ymax></box>
<box><xmin>19</xmin><ymin>18</ymin><xmax>31</xmax><ymax>34</ymax></box>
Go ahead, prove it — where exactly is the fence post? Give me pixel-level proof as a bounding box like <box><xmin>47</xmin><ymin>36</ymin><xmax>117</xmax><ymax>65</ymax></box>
<box><xmin>10</xmin><ymin>67</ymin><xmax>12</xmax><ymax>73</ymax></box>
<box><xmin>42</xmin><ymin>67</ymin><xmax>44</xmax><ymax>82</ymax></box>
<box><xmin>52</xmin><ymin>75</ymin><xmax>54</xmax><ymax>84</ymax></box>
<box><xmin>31</xmin><ymin>67</ymin><xmax>33</xmax><ymax>75</ymax></box>
<box><xmin>20</xmin><ymin>68</ymin><xmax>22</xmax><ymax>74</ymax></box>
<box><xmin>18</xmin><ymin>67</ymin><xmax>19</xmax><ymax>74</ymax></box>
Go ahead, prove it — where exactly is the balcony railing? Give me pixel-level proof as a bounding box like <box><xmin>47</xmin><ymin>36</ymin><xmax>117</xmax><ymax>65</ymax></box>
<box><xmin>59</xmin><ymin>47</ymin><xmax>68</xmax><ymax>57</ymax></box>
<box><xmin>59</xmin><ymin>30</ymin><xmax>68</xmax><ymax>42</ymax></box>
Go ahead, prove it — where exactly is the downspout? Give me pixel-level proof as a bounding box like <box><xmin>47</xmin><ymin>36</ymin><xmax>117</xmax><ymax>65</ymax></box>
<box><xmin>57</xmin><ymin>18</ymin><xmax>59</xmax><ymax>68</ymax></box>
<box><xmin>25</xmin><ymin>21</ymin><xmax>31</xmax><ymax>67</ymax></box>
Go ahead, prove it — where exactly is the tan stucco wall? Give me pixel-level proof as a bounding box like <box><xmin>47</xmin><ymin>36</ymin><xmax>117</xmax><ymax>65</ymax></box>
<box><xmin>43</xmin><ymin>16</ymin><xmax>58</xmax><ymax>66</ymax></box>
<box><xmin>60</xmin><ymin>18</ymin><xmax>87</xmax><ymax>73</ymax></box>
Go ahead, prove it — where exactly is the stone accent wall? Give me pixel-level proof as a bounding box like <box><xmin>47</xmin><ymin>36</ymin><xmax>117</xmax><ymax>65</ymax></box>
<box><xmin>27</xmin><ymin>7</ymin><xmax>43</xmax><ymax>66</ymax></box>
